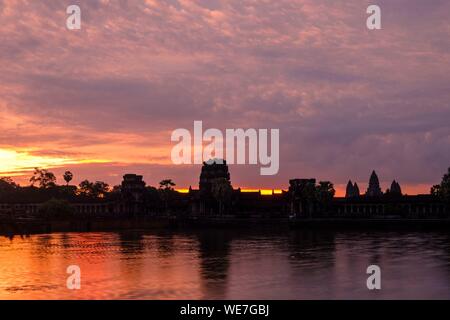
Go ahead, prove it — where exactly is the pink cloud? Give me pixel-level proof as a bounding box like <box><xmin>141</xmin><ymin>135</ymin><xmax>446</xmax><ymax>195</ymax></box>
<box><xmin>1</xmin><ymin>0</ymin><xmax>449</xmax><ymax>194</ymax></box>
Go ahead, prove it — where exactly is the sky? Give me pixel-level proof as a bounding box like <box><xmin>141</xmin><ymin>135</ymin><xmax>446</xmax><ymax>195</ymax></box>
<box><xmin>0</xmin><ymin>0</ymin><xmax>449</xmax><ymax>196</ymax></box>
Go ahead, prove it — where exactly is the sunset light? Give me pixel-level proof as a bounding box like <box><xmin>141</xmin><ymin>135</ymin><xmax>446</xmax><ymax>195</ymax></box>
<box><xmin>0</xmin><ymin>148</ymin><xmax>109</xmax><ymax>177</ymax></box>
<box><xmin>0</xmin><ymin>149</ymin><xmax>72</xmax><ymax>175</ymax></box>
<box><xmin>1</xmin><ymin>0</ymin><xmax>450</xmax><ymax>306</ymax></box>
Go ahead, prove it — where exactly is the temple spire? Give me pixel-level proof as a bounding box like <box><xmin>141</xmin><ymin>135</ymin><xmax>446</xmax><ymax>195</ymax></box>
<box><xmin>366</xmin><ymin>170</ymin><xmax>383</xmax><ymax>197</ymax></box>
<box><xmin>390</xmin><ymin>180</ymin><xmax>402</xmax><ymax>195</ymax></box>
<box><xmin>346</xmin><ymin>180</ymin><xmax>361</xmax><ymax>198</ymax></box>
<box><xmin>345</xmin><ymin>180</ymin><xmax>354</xmax><ymax>198</ymax></box>
<box><xmin>353</xmin><ymin>182</ymin><xmax>360</xmax><ymax>197</ymax></box>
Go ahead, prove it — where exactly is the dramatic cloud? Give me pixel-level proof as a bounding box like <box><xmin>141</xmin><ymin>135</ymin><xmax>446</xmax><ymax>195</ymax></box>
<box><xmin>1</xmin><ymin>0</ymin><xmax>449</xmax><ymax>194</ymax></box>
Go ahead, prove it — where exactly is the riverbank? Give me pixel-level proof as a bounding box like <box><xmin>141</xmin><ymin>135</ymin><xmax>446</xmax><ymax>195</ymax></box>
<box><xmin>2</xmin><ymin>215</ymin><xmax>450</xmax><ymax>236</ymax></box>
<box><xmin>0</xmin><ymin>217</ymin><xmax>175</xmax><ymax>236</ymax></box>
<box><xmin>289</xmin><ymin>218</ymin><xmax>450</xmax><ymax>230</ymax></box>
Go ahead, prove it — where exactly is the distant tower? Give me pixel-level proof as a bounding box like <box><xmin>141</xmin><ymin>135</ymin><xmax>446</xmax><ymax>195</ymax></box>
<box><xmin>346</xmin><ymin>180</ymin><xmax>354</xmax><ymax>198</ymax></box>
<box><xmin>120</xmin><ymin>174</ymin><xmax>147</xmax><ymax>215</ymax></box>
<box><xmin>353</xmin><ymin>182</ymin><xmax>360</xmax><ymax>196</ymax></box>
<box><xmin>121</xmin><ymin>174</ymin><xmax>146</xmax><ymax>201</ymax></box>
<box><xmin>346</xmin><ymin>180</ymin><xmax>361</xmax><ymax>198</ymax></box>
<box><xmin>390</xmin><ymin>180</ymin><xmax>402</xmax><ymax>196</ymax></box>
<box><xmin>366</xmin><ymin>170</ymin><xmax>383</xmax><ymax>197</ymax></box>
<box><xmin>199</xmin><ymin>159</ymin><xmax>231</xmax><ymax>193</ymax></box>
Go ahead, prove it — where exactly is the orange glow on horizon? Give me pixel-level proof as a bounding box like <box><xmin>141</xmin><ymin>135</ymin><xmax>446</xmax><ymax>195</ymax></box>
<box><xmin>0</xmin><ymin>148</ymin><xmax>72</xmax><ymax>174</ymax></box>
<box><xmin>176</xmin><ymin>186</ymin><xmax>431</xmax><ymax>197</ymax></box>
<box><xmin>0</xmin><ymin>147</ymin><xmax>433</xmax><ymax>197</ymax></box>
<box><xmin>176</xmin><ymin>188</ymin><xmax>285</xmax><ymax>195</ymax></box>
<box><xmin>0</xmin><ymin>148</ymin><xmax>110</xmax><ymax>177</ymax></box>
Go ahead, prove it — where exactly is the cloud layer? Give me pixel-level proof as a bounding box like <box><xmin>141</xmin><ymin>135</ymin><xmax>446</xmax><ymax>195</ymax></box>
<box><xmin>1</xmin><ymin>0</ymin><xmax>449</xmax><ymax>194</ymax></box>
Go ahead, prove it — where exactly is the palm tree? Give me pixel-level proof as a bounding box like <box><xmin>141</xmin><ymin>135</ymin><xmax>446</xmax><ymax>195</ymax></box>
<box><xmin>159</xmin><ymin>179</ymin><xmax>176</xmax><ymax>213</ymax></box>
<box><xmin>63</xmin><ymin>171</ymin><xmax>73</xmax><ymax>186</ymax></box>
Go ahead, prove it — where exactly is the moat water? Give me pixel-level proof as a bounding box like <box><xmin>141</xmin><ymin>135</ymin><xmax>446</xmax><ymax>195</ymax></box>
<box><xmin>1</xmin><ymin>228</ymin><xmax>449</xmax><ymax>299</ymax></box>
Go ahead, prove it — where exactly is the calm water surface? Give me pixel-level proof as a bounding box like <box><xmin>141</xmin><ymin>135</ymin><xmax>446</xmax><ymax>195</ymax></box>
<box><xmin>0</xmin><ymin>229</ymin><xmax>449</xmax><ymax>299</ymax></box>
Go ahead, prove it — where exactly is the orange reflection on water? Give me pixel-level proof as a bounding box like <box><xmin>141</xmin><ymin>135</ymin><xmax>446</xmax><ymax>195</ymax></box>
<box><xmin>0</xmin><ymin>233</ymin><xmax>202</xmax><ymax>300</ymax></box>
<box><xmin>2</xmin><ymin>230</ymin><xmax>450</xmax><ymax>299</ymax></box>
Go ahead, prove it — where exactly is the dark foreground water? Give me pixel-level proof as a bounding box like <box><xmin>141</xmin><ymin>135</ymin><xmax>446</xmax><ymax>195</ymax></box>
<box><xmin>0</xmin><ymin>228</ymin><xmax>449</xmax><ymax>299</ymax></box>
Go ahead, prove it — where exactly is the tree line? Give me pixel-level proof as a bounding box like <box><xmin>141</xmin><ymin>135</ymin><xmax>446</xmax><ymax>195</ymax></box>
<box><xmin>0</xmin><ymin>168</ymin><xmax>179</xmax><ymax>205</ymax></box>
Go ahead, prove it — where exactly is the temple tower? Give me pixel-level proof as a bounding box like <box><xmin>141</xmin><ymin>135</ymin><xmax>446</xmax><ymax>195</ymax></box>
<box><xmin>121</xmin><ymin>174</ymin><xmax>146</xmax><ymax>201</ymax></box>
<box><xmin>346</xmin><ymin>180</ymin><xmax>354</xmax><ymax>198</ymax></box>
<box><xmin>353</xmin><ymin>182</ymin><xmax>360</xmax><ymax>196</ymax></box>
<box><xmin>346</xmin><ymin>180</ymin><xmax>361</xmax><ymax>198</ymax></box>
<box><xmin>390</xmin><ymin>180</ymin><xmax>402</xmax><ymax>195</ymax></box>
<box><xmin>199</xmin><ymin>159</ymin><xmax>231</xmax><ymax>193</ymax></box>
<box><xmin>366</xmin><ymin>170</ymin><xmax>383</xmax><ymax>197</ymax></box>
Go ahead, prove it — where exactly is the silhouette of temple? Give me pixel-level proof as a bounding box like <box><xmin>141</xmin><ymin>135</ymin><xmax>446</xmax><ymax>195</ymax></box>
<box><xmin>191</xmin><ymin>160</ymin><xmax>233</xmax><ymax>215</ymax></box>
<box><xmin>120</xmin><ymin>174</ymin><xmax>146</xmax><ymax>215</ymax></box>
<box><xmin>0</xmin><ymin>164</ymin><xmax>448</xmax><ymax>220</ymax></box>
<box><xmin>121</xmin><ymin>174</ymin><xmax>145</xmax><ymax>201</ymax></box>
<box><xmin>190</xmin><ymin>160</ymin><xmax>285</xmax><ymax>217</ymax></box>
<box><xmin>199</xmin><ymin>159</ymin><xmax>231</xmax><ymax>193</ymax></box>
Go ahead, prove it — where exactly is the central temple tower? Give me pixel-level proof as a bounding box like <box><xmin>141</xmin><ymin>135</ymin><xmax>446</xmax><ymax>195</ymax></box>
<box><xmin>366</xmin><ymin>170</ymin><xmax>383</xmax><ymax>197</ymax></box>
<box><xmin>199</xmin><ymin>159</ymin><xmax>231</xmax><ymax>193</ymax></box>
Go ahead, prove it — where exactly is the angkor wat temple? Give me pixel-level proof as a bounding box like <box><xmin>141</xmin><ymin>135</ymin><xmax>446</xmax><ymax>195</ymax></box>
<box><xmin>0</xmin><ymin>160</ymin><xmax>448</xmax><ymax>219</ymax></box>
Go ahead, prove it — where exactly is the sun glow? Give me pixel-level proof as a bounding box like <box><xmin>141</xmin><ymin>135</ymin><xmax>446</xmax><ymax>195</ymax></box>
<box><xmin>0</xmin><ymin>148</ymin><xmax>108</xmax><ymax>176</ymax></box>
<box><xmin>260</xmin><ymin>189</ymin><xmax>284</xmax><ymax>196</ymax></box>
<box><xmin>236</xmin><ymin>189</ymin><xmax>285</xmax><ymax>195</ymax></box>
<box><xmin>241</xmin><ymin>189</ymin><xmax>283</xmax><ymax>196</ymax></box>
<box><xmin>175</xmin><ymin>188</ymin><xmax>285</xmax><ymax>195</ymax></box>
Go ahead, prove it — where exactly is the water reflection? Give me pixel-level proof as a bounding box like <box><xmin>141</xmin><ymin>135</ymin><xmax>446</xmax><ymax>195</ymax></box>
<box><xmin>0</xmin><ymin>229</ymin><xmax>450</xmax><ymax>299</ymax></box>
<box><xmin>197</xmin><ymin>230</ymin><xmax>233</xmax><ymax>299</ymax></box>
<box><xmin>287</xmin><ymin>229</ymin><xmax>336</xmax><ymax>267</ymax></box>
<box><xmin>118</xmin><ymin>231</ymin><xmax>145</xmax><ymax>255</ymax></box>
<box><xmin>155</xmin><ymin>232</ymin><xmax>175</xmax><ymax>258</ymax></box>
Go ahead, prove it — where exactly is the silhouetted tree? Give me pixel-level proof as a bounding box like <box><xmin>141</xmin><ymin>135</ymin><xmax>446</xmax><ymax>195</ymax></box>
<box><xmin>93</xmin><ymin>181</ymin><xmax>109</xmax><ymax>198</ymax></box>
<box><xmin>0</xmin><ymin>177</ymin><xmax>17</xmax><ymax>191</ymax></box>
<box><xmin>79</xmin><ymin>180</ymin><xmax>93</xmax><ymax>195</ymax></box>
<box><xmin>63</xmin><ymin>171</ymin><xmax>73</xmax><ymax>186</ymax></box>
<box><xmin>431</xmin><ymin>167</ymin><xmax>450</xmax><ymax>203</ymax></box>
<box><xmin>431</xmin><ymin>185</ymin><xmax>441</xmax><ymax>196</ymax></box>
<box><xmin>79</xmin><ymin>180</ymin><xmax>109</xmax><ymax>198</ymax></box>
<box><xmin>29</xmin><ymin>168</ymin><xmax>56</xmax><ymax>189</ymax></box>
<box><xmin>111</xmin><ymin>185</ymin><xmax>122</xmax><ymax>193</ymax></box>
<box><xmin>158</xmin><ymin>179</ymin><xmax>176</xmax><ymax>213</ymax></box>
<box><xmin>144</xmin><ymin>186</ymin><xmax>160</xmax><ymax>210</ymax></box>
<box><xmin>159</xmin><ymin>179</ymin><xmax>176</xmax><ymax>190</ymax></box>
